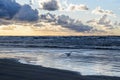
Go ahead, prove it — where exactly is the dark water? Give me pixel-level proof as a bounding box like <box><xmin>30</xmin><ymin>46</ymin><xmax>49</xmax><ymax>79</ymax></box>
<box><xmin>0</xmin><ymin>36</ymin><xmax>120</xmax><ymax>49</ymax></box>
<box><xmin>0</xmin><ymin>36</ymin><xmax>120</xmax><ymax>76</ymax></box>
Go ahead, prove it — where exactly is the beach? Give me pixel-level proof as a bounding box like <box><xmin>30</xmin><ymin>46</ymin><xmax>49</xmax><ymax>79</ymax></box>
<box><xmin>0</xmin><ymin>59</ymin><xmax>120</xmax><ymax>80</ymax></box>
<box><xmin>0</xmin><ymin>36</ymin><xmax>120</xmax><ymax>79</ymax></box>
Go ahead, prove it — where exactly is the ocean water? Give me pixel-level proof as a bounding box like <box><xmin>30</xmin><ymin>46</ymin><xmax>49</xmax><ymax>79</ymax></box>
<box><xmin>0</xmin><ymin>36</ymin><xmax>120</xmax><ymax>77</ymax></box>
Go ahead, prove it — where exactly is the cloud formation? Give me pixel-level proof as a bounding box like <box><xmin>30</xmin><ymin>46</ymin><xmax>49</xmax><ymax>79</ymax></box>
<box><xmin>39</xmin><ymin>13</ymin><xmax>93</xmax><ymax>32</ymax></box>
<box><xmin>56</xmin><ymin>15</ymin><xmax>92</xmax><ymax>32</ymax></box>
<box><xmin>13</xmin><ymin>5</ymin><xmax>39</xmax><ymax>21</ymax></box>
<box><xmin>98</xmin><ymin>15</ymin><xmax>112</xmax><ymax>27</ymax></box>
<box><xmin>0</xmin><ymin>0</ymin><xmax>39</xmax><ymax>21</ymax></box>
<box><xmin>39</xmin><ymin>0</ymin><xmax>61</xmax><ymax>11</ymax></box>
<box><xmin>0</xmin><ymin>0</ymin><xmax>21</xmax><ymax>19</ymax></box>
<box><xmin>114</xmin><ymin>21</ymin><xmax>120</xmax><ymax>26</ymax></box>
<box><xmin>92</xmin><ymin>7</ymin><xmax>115</xmax><ymax>16</ymax></box>
<box><xmin>38</xmin><ymin>0</ymin><xmax>89</xmax><ymax>11</ymax></box>
<box><xmin>0</xmin><ymin>19</ymin><xmax>11</xmax><ymax>25</ymax></box>
<box><xmin>67</xmin><ymin>4</ymin><xmax>89</xmax><ymax>11</ymax></box>
<box><xmin>40</xmin><ymin>13</ymin><xmax>57</xmax><ymax>22</ymax></box>
<box><xmin>87</xmin><ymin>15</ymin><xmax>113</xmax><ymax>29</ymax></box>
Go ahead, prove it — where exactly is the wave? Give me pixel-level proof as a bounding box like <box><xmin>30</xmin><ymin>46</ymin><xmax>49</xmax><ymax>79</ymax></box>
<box><xmin>0</xmin><ymin>36</ymin><xmax>120</xmax><ymax>50</ymax></box>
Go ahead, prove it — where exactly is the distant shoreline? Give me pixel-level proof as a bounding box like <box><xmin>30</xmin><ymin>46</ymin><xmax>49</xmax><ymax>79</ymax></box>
<box><xmin>0</xmin><ymin>58</ymin><xmax>120</xmax><ymax>80</ymax></box>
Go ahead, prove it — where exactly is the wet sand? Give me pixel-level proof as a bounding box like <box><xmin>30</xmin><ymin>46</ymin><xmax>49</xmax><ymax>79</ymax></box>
<box><xmin>0</xmin><ymin>59</ymin><xmax>119</xmax><ymax>80</ymax></box>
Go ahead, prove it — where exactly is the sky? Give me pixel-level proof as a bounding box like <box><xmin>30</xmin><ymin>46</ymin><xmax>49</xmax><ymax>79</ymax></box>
<box><xmin>0</xmin><ymin>0</ymin><xmax>120</xmax><ymax>36</ymax></box>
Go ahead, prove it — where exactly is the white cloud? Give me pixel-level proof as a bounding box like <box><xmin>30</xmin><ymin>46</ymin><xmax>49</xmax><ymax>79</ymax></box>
<box><xmin>0</xmin><ymin>25</ymin><xmax>16</xmax><ymax>30</ymax></box>
<box><xmin>92</xmin><ymin>7</ymin><xmax>115</xmax><ymax>17</ymax></box>
<box><xmin>98</xmin><ymin>15</ymin><xmax>113</xmax><ymax>28</ymax></box>
<box><xmin>67</xmin><ymin>4</ymin><xmax>89</xmax><ymax>11</ymax></box>
<box><xmin>87</xmin><ymin>15</ymin><xmax>114</xmax><ymax>30</ymax></box>
<box><xmin>29</xmin><ymin>0</ymin><xmax>34</xmax><ymax>5</ymax></box>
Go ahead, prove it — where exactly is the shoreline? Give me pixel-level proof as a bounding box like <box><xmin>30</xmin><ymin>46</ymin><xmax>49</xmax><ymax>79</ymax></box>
<box><xmin>0</xmin><ymin>58</ymin><xmax>120</xmax><ymax>80</ymax></box>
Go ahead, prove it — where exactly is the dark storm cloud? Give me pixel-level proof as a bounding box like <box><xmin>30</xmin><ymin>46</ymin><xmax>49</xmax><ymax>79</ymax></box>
<box><xmin>0</xmin><ymin>0</ymin><xmax>39</xmax><ymax>21</ymax></box>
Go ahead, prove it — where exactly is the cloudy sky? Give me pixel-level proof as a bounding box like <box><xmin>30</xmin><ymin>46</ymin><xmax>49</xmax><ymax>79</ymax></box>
<box><xmin>0</xmin><ymin>0</ymin><xmax>120</xmax><ymax>36</ymax></box>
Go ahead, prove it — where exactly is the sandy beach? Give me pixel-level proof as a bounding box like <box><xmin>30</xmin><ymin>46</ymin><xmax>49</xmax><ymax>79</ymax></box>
<box><xmin>0</xmin><ymin>59</ymin><xmax>120</xmax><ymax>80</ymax></box>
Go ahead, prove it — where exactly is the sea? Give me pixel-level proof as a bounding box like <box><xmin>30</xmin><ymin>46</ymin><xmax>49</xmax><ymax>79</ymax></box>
<box><xmin>0</xmin><ymin>36</ymin><xmax>120</xmax><ymax>77</ymax></box>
